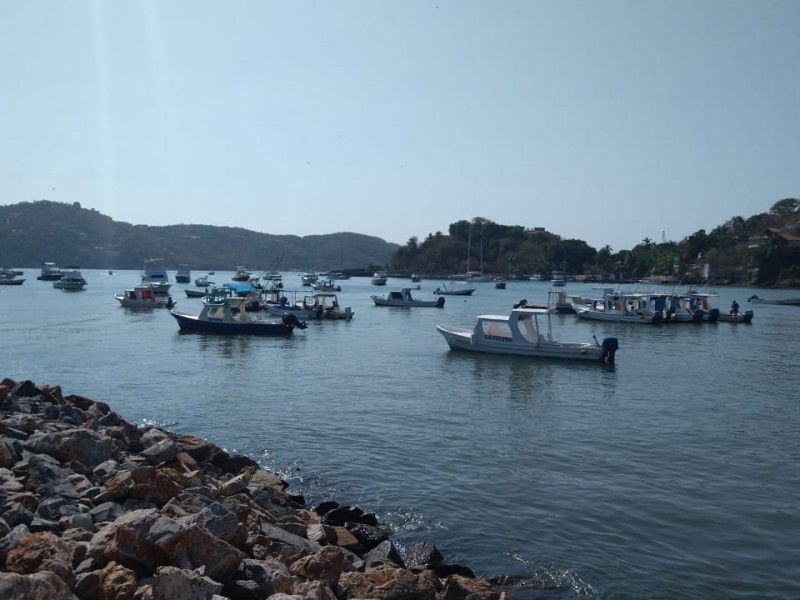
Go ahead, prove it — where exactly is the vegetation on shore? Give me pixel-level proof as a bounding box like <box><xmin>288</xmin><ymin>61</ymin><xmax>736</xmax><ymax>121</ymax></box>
<box><xmin>1</xmin><ymin>198</ymin><xmax>798</xmax><ymax>285</ymax></box>
<box><xmin>390</xmin><ymin>198</ymin><xmax>800</xmax><ymax>286</ymax></box>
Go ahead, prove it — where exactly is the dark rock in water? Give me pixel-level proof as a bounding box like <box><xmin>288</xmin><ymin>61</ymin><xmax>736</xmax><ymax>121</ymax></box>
<box><xmin>323</xmin><ymin>505</ymin><xmax>378</xmax><ymax>527</ymax></box>
<box><xmin>364</xmin><ymin>539</ymin><xmax>406</xmax><ymax>568</ymax></box>
<box><xmin>406</xmin><ymin>541</ymin><xmax>445</xmax><ymax>567</ymax></box>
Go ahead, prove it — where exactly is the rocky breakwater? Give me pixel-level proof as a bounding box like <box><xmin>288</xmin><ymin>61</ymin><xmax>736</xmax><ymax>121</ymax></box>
<box><xmin>0</xmin><ymin>378</ymin><xmax>511</xmax><ymax>600</ymax></box>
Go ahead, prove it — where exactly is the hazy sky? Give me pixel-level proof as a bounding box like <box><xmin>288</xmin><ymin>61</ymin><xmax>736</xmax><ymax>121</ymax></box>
<box><xmin>2</xmin><ymin>1</ymin><xmax>798</xmax><ymax>250</ymax></box>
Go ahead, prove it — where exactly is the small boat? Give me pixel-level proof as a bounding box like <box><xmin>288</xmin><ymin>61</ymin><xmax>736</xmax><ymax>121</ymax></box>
<box><xmin>300</xmin><ymin>272</ymin><xmax>318</xmax><ymax>286</ymax></box>
<box><xmin>170</xmin><ymin>287</ymin><xmax>304</xmax><ymax>335</ymax></box>
<box><xmin>433</xmin><ymin>282</ymin><xmax>476</xmax><ymax>296</ymax></box>
<box><xmin>140</xmin><ymin>258</ymin><xmax>172</xmax><ymax>295</ymax></box>
<box><xmin>312</xmin><ymin>279</ymin><xmax>341</xmax><ymax>292</ymax></box>
<box><xmin>232</xmin><ymin>266</ymin><xmax>252</xmax><ymax>282</ymax></box>
<box><xmin>175</xmin><ymin>263</ymin><xmax>191</xmax><ymax>283</ymax></box>
<box><xmin>195</xmin><ymin>275</ymin><xmax>215</xmax><ymax>287</ymax></box>
<box><xmin>371</xmin><ymin>288</ymin><xmax>445</xmax><ymax>308</ymax></box>
<box><xmin>666</xmin><ymin>291</ymin><xmax>720</xmax><ymax>323</ymax></box>
<box><xmin>572</xmin><ymin>288</ymin><xmax>667</xmax><ymax>324</ymax></box>
<box><xmin>493</xmin><ymin>278</ymin><xmax>507</xmax><ymax>289</ymax></box>
<box><xmin>53</xmin><ymin>266</ymin><xmax>87</xmax><ymax>291</ymax></box>
<box><xmin>185</xmin><ymin>289</ymin><xmax>207</xmax><ymax>298</ymax></box>
<box><xmin>37</xmin><ymin>262</ymin><xmax>63</xmax><ymax>281</ymax></box>
<box><xmin>371</xmin><ymin>271</ymin><xmax>388</xmax><ymax>286</ymax></box>
<box><xmin>115</xmin><ymin>285</ymin><xmax>174</xmax><ymax>309</ymax></box>
<box><xmin>716</xmin><ymin>310</ymin><xmax>754</xmax><ymax>324</ymax></box>
<box><xmin>0</xmin><ymin>268</ymin><xmax>25</xmax><ymax>285</ymax></box>
<box><xmin>264</xmin><ymin>291</ymin><xmax>354</xmax><ymax>320</ymax></box>
<box><xmin>411</xmin><ymin>274</ymin><xmax>422</xmax><ymax>283</ymax></box>
<box><xmin>747</xmin><ymin>294</ymin><xmax>800</xmax><ymax>306</ymax></box>
<box><xmin>436</xmin><ymin>306</ymin><xmax>618</xmax><ymax>363</ymax></box>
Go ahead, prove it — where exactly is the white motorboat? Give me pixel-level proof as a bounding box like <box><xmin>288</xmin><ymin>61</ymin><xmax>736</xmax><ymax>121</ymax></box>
<box><xmin>115</xmin><ymin>285</ymin><xmax>174</xmax><ymax>309</ymax></box>
<box><xmin>37</xmin><ymin>262</ymin><xmax>63</xmax><ymax>281</ymax></box>
<box><xmin>370</xmin><ymin>271</ymin><xmax>388</xmax><ymax>285</ymax></box>
<box><xmin>232</xmin><ymin>266</ymin><xmax>252</xmax><ymax>282</ymax></box>
<box><xmin>53</xmin><ymin>266</ymin><xmax>87</xmax><ymax>291</ymax></box>
<box><xmin>433</xmin><ymin>282</ymin><xmax>476</xmax><ymax>296</ymax></box>
<box><xmin>195</xmin><ymin>275</ymin><xmax>215</xmax><ymax>287</ymax></box>
<box><xmin>140</xmin><ymin>258</ymin><xmax>172</xmax><ymax>295</ymax></box>
<box><xmin>300</xmin><ymin>272</ymin><xmax>318</xmax><ymax>286</ymax></box>
<box><xmin>436</xmin><ymin>306</ymin><xmax>618</xmax><ymax>363</ymax></box>
<box><xmin>371</xmin><ymin>288</ymin><xmax>445</xmax><ymax>308</ymax></box>
<box><xmin>175</xmin><ymin>263</ymin><xmax>191</xmax><ymax>283</ymax></box>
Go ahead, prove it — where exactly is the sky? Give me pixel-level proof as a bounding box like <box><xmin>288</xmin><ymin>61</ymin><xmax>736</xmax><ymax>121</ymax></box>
<box><xmin>2</xmin><ymin>1</ymin><xmax>798</xmax><ymax>251</ymax></box>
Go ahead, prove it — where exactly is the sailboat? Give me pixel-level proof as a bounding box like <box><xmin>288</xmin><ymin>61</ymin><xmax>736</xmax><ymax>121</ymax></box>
<box><xmin>466</xmin><ymin>224</ymin><xmax>492</xmax><ymax>282</ymax></box>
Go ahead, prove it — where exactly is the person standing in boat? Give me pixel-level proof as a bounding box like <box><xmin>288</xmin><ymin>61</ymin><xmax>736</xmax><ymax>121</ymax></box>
<box><xmin>730</xmin><ymin>299</ymin><xmax>739</xmax><ymax>316</ymax></box>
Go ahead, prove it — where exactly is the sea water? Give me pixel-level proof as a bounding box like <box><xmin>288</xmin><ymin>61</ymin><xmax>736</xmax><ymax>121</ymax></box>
<box><xmin>1</xmin><ymin>270</ymin><xmax>799</xmax><ymax>599</ymax></box>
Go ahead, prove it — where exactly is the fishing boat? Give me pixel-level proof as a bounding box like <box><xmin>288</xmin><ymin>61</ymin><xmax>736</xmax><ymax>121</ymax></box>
<box><xmin>371</xmin><ymin>288</ymin><xmax>445</xmax><ymax>308</ymax></box>
<box><xmin>170</xmin><ymin>287</ymin><xmax>304</xmax><ymax>335</ymax></box>
<box><xmin>312</xmin><ymin>279</ymin><xmax>341</xmax><ymax>292</ymax></box>
<box><xmin>572</xmin><ymin>288</ymin><xmax>667</xmax><ymax>324</ymax></box>
<box><xmin>436</xmin><ymin>306</ymin><xmax>618</xmax><ymax>363</ymax></box>
<box><xmin>263</xmin><ymin>291</ymin><xmax>354</xmax><ymax>320</ymax></box>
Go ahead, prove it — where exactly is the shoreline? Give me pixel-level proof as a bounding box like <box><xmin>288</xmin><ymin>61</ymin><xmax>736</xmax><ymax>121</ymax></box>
<box><xmin>0</xmin><ymin>377</ymin><xmax>531</xmax><ymax>600</ymax></box>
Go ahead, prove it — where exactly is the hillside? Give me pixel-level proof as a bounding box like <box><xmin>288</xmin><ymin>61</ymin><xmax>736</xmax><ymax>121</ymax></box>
<box><xmin>0</xmin><ymin>201</ymin><xmax>398</xmax><ymax>272</ymax></box>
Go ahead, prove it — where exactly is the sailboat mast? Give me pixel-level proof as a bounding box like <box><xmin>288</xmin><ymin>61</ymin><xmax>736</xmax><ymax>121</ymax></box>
<box><xmin>466</xmin><ymin>223</ymin><xmax>472</xmax><ymax>274</ymax></box>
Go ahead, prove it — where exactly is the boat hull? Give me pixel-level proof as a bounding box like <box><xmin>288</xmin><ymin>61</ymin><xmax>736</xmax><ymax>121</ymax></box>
<box><xmin>436</xmin><ymin>325</ymin><xmax>606</xmax><ymax>361</ymax></box>
<box><xmin>170</xmin><ymin>311</ymin><xmax>294</xmax><ymax>335</ymax></box>
<box><xmin>748</xmin><ymin>297</ymin><xmax>800</xmax><ymax>306</ymax></box>
<box><xmin>371</xmin><ymin>297</ymin><xmax>444</xmax><ymax>308</ymax></box>
<box><xmin>433</xmin><ymin>287</ymin><xmax>476</xmax><ymax>296</ymax></box>
<box><xmin>716</xmin><ymin>310</ymin><xmax>754</xmax><ymax>324</ymax></box>
<box><xmin>574</xmin><ymin>307</ymin><xmax>656</xmax><ymax>324</ymax></box>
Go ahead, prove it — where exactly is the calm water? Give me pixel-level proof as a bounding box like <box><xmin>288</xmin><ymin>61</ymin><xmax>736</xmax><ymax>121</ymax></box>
<box><xmin>2</xmin><ymin>270</ymin><xmax>799</xmax><ymax>599</ymax></box>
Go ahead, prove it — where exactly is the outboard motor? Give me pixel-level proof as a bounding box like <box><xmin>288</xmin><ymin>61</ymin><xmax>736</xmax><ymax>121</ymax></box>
<box><xmin>601</xmin><ymin>337</ymin><xmax>618</xmax><ymax>364</ymax></box>
<box><xmin>436</xmin><ymin>296</ymin><xmax>446</xmax><ymax>308</ymax></box>
<box><xmin>652</xmin><ymin>310</ymin><xmax>664</xmax><ymax>324</ymax></box>
<box><xmin>692</xmin><ymin>309</ymin><xmax>704</xmax><ymax>323</ymax></box>
<box><xmin>707</xmin><ymin>308</ymin><xmax>720</xmax><ymax>323</ymax></box>
<box><xmin>282</xmin><ymin>313</ymin><xmax>307</xmax><ymax>329</ymax></box>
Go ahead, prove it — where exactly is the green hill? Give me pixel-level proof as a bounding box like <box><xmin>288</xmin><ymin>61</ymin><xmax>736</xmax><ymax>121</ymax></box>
<box><xmin>0</xmin><ymin>200</ymin><xmax>398</xmax><ymax>273</ymax></box>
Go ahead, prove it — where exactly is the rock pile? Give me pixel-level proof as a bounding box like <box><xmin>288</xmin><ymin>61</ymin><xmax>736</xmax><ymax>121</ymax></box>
<box><xmin>0</xmin><ymin>378</ymin><xmax>508</xmax><ymax>600</ymax></box>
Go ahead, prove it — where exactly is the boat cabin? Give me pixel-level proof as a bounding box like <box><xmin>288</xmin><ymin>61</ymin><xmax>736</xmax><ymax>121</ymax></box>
<box><xmin>476</xmin><ymin>308</ymin><xmax>552</xmax><ymax>347</ymax></box>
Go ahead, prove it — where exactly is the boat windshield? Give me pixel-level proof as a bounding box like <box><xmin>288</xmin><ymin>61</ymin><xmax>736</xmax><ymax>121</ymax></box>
<box><xmin>515</xmin><ymin>314</ymin><xmax>539</xmax><ymax>343</ymax></box>
<box><xmin>478</xmin><ymin>318</ymin><xmax>513</xmax><ymax>342</ymax></box>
